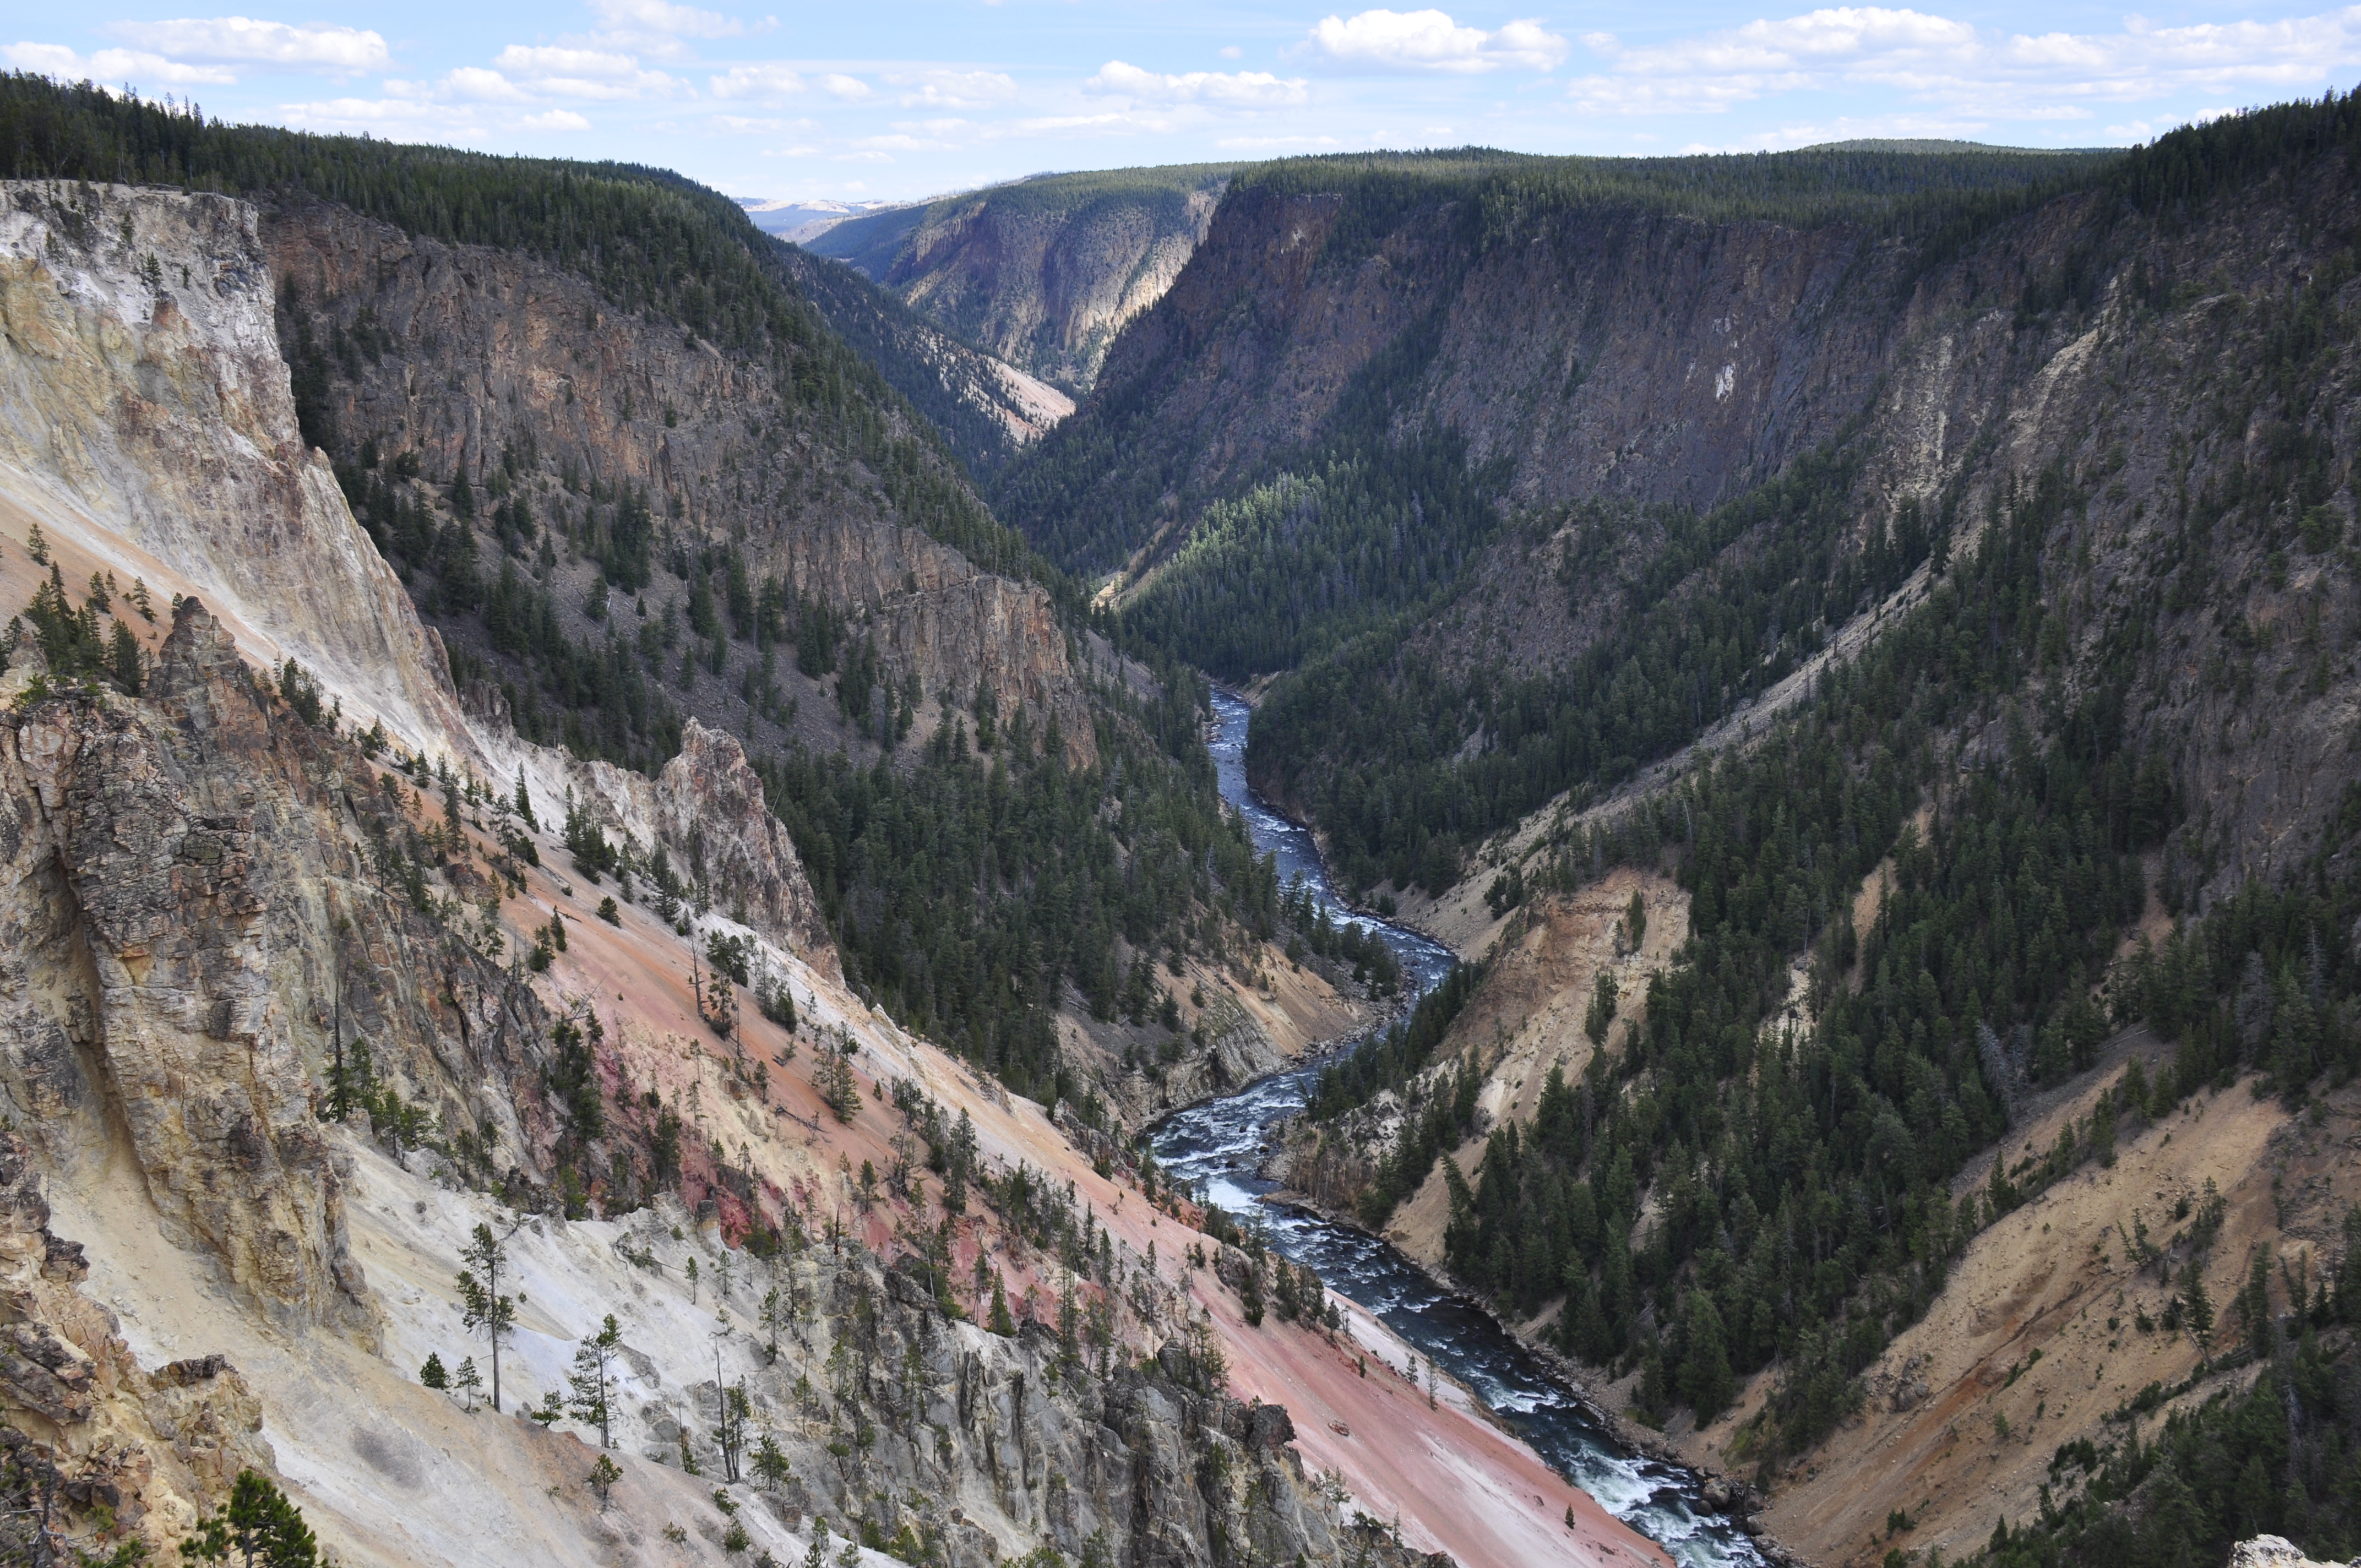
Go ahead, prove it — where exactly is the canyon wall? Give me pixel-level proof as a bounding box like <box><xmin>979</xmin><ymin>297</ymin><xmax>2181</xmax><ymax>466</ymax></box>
<box><xmin>266</xmin><ymin>199</ymin><xmax>1096</xmax><ymax>766</ymax></box>
<box><xmin>0</xmin><ymin>183</ymin><xmax>472</xmax><ymax>760</ymax></box>
<box><xmin>814</xmin><ymin>167</ymin><xmax>1231</xmax><ymax>394</ymax></box>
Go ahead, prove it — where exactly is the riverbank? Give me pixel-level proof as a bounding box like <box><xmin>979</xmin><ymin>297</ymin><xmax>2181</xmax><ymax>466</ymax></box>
<box><xmin>1168</xmin><ymin>692</ymin><xmax>1769</xmax><ymax>1568</ymax></box>
<box><xmin>1263</xmin><ymin>1184</ymin><xmax>1810</xmax><ymax>1568</ymax></box>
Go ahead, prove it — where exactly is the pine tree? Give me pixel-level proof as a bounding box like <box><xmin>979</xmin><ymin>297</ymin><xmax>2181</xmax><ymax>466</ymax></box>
<box><xmin>1677</xmin><ymin>1291</ymin><xmax>1734</xmax><ymax>1423</ymax></box>
<box><xmin>759</xmin><ymin>1284</ymin><xmax>786</xmax><ymax>1364</ymax></box>
<box><xmin>752</xmin><ymin>1433</ymin><xmax>792</xmax><ymax>1489</ymax></box>
<box><xmin>453</xmin><ymin>1356</ymin><xmax>483</xmax><ymax>1413</ymax></box>
<box><xmin>569</xmin><ymin>1314</ymin><xmax>623</xmax><ymax>1448</ymax></box>
<box><xmin>815</xmin><ymin>1031</ymin><xmax>861</xmax><ymax>1123</ymax></box>
<box><xmin>458</xmin><ymin>1221</ymin><xmax>516</xmax><ymax>1411</ymax></box>
<box><xmin>988</xmin><ymin>1270</ymin><xmax>1016</xmax><ymax>1337</ymax></box>
<box><xmin>803</xmin><ymin>1519</ymin><xmax>831</xmax><ymax>1568</ymax></box>
<box><xmin>1585</xmin><ymin>970</ymin><xmax>1618</xmax><ymax>1046</ymax></box>
<box><xmin>2339</xmin><ymin>1202</ymin><xmax>2361</xmax><ymax>1325</ymax></box>
<box><xmin>418</xmin><ymin>1351</ymin><xmax>449</xmax><ymax>1390</ymax></box>
<box><xmin>587</xmin><ymin>1452</ymin><xmax>623</xmax><ymax>1512</ymax></box>
<box><xmin>2237</xmin><ymin>1248</ymin><xmax>2276</xmax><ymax>1361</ymax></box>
<box><xmin>107</xmin><ymin>619</ymin><xmax>143</xmax><ymax>695</ymax></box>
<box><xmin>184</xmin><ymin>1471</ymin><xmax>318</xmax><ymax>1567</ymax></box>
<box><xmin>712</xmin><ymin>1375</ymin><xmax>751</xmax><ymax>1483</ymax></box>
<box><xmin>2180</xmin><ymin>1257</ymin><xmax>2216</xmax><ymax>1347</ymax></box>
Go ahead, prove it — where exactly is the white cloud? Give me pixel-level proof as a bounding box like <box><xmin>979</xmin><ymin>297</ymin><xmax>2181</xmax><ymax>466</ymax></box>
<box><xmin>1569</xmin><ymin>4</ymin><xmax>2361</xmax><ymax>117</ymax></box>
<box><xmin>279</xmin><ymin>96</ymin><xmax>481</xmax><ymax>134</ymax></box>
<box><xmin>852</xmin><ymin>132</ymin><xmax>959</xmax><ymax>152</ymax></box>
<box><xmin>1086</xmin><ymin>59</ymin><xmax>1310</xmax><ymax>107</ymax></box>
<box><xmin>520</xmin><ymin>108</ymin><xmax>593</xmax><ymax>131</ymax></box>
<box><xmin>885</xmin><ymin>68</ymin><xmax>1018</xmax><ymax>109</ymax></box>
<box><xmin>1003</xmin><ymin>110</ymin><xmax>1178</xmax><ymax>139</ymax></box>
<box><xmin>491</xmin><ymin>44</ymin><xmax>680</xmax><ymax>100</ymax></box>
<box><xmin>1</xmin><ymin>43</ymin><xmax>81</xmax><ymax>76</ymax></box>
<box><xmin>437</xmin><ymin>67</ymin><xmax>530</xmax><ymax>103</ymax></box>
<box><xmin>105</xmin><ymin>17</ymin><xmax>389</xmax><ymax>72</ymax></box>
<box><xmin>3</xmin><ymin>42</ymin><xmax>236</xmax><ymax>85</ymax></box>
<box><xmin>1220</xmin><ymin>46</ymin><xmax>1244</xmax><ymax>60</ymax></box>
<box><xmin>589</xmin><ymin>0</ymin><xmax>757</xmax><ymax>38</ymax></box>
<box><xmin>585</xmin><ymin>1</ymin><xmax>775</xmax><ymax>61</ymax></box>
<box><xmin>1304</xmin><ymin>9</ymin><xmax>1569</xmax><ymax>74</ymax></box>
<box><xmin>1217</xmin><ymin>133</ymin><xmax>1344</xmax><ymax>149</ymax></box>
<box><xmin>712</xmin><ymin>112</ymin><xmax>815</xmax><ymax>133</ymax></box>
<box><xmin>820</xmin><ymin>73</ymin><xmax>871</xmax><ymax>100</ymax></box>
<box><xmin>710</xmin><ymin>62</ymin><xmax>806</xmax><ymax>100</ymax></box>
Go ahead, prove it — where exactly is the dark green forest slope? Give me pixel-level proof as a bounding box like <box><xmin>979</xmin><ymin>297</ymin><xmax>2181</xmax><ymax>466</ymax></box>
<box><xmin>0</xmin><ymin>73</ymin><xmax>1296</xmax><ymax>1105</ymax></box>
<box><xmin>1006</xmin><ymin>92</ymin><xmax>2361</xmax><ymax>1568</ymax></box>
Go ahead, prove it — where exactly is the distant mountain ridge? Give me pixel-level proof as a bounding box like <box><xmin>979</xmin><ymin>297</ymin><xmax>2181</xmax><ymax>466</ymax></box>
<box><xmin>734</xmin><ymin>194</ymin><xmax>911</xmax><ymax>244</ymax></box>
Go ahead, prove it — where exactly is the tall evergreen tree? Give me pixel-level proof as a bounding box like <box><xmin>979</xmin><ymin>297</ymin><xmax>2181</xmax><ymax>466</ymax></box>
<box><xmin>457</xmin><ymin>1222</ymin><xmax>518</xmax><ymax>1412</ymax></box>
<box><xmin>568</xmin><ymin>1314</ymin><xmax>623</xmax><ymax>1448</ymax></box>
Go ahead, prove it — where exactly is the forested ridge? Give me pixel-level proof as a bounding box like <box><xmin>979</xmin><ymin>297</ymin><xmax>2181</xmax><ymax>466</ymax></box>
<box><xmin>754</xmin><ymin>669</ymin><xmax>1293</xmax><ymax>1101</ymax></box>
<box><xmin>1247</xmin><ymin>93</ymin><xmax>2361</xmax><ymax>1568</ymax></box>
<box><xmin>0</xmin><ymin>72</ymin><xmax>1045</xmax><ymax>584</ymax></box>
<box><xmin>1253</xmin><ymin>441</ymin><xmax>1918</xmax><ymax>895</ymax></box>
<box><xmin>1014</xmin><ymin>90</ymin><xmax>2361</xmax><ymax>903</ymax></box>
<box><xmin>772</xmin><ymin>244</ymin><xmax>1034</xmax><ymax>479</ymax></box>
<box><xmin>12</xmin><ymin>61</ymin><xmax>2361</xmax><ymax>1568</ymax></box>
<box><xmin>996</xmin><ymin>138</ymin><xmax>2119</xmax><ymax>585</ymax></box>
<box><xmin>0</xmin><ymin>72</ymin><xmax>1331</xmax><ymax>1116</ymax></box>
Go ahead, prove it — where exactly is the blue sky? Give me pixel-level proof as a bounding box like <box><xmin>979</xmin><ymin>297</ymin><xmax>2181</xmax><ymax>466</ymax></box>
<box><xmin>9</xmin><ymin>3</ymin><xmax>2360</xmax><ymax>202</ymax></box>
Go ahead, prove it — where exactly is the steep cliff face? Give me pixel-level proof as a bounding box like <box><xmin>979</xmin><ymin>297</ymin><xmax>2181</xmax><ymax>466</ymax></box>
<box><xmin>0</xmin><ymin>1129</ymin><xmax>274</xmax><ymax>1556</ymax></box>
<box><xmin>265</xmin><ymin>198</ymin><xmax>1096</xmax><ymax>767</ymax></box>
<box><xmin>0</xmin><ymin>601</ymin><xmax>576</xmax><ymax>1332</ymax></box>
<box><xmin>1015</xmin><ymin>178</ymin><xmax>1918</xmax><ymax>574</ymax></box>
<box><xmin>0</xmin><ymin>113</ymin><xmax>1659</xmax><ymax>1566</ymax></box>
<box><xmin>1041</xmin><ymin>141</ymin><xmax>2359</xmax><ymax>902</ymax></box>
<box><xmin>1201</xmin><ymin>127</ymin><xmax>2361</xmax><ymax>1568</ymax></box>
<box><xmin>812</xmin><ymin>166</ymin><xmax>1231</xmax><ymax>393</ymax></box>
<box><xmin>553</xmin><ymin>717</ymin><xmax>835</xmax><ymax>971</ymax></box>
<box><xmin>0</xmin><ymin>182</ymin><xmax>473</xmax><ymax>761</ymax></box>
<box><xmin>775</xmin><ymin>243</ymin><xmax>1072</xmax><ymax>475</ymax></box>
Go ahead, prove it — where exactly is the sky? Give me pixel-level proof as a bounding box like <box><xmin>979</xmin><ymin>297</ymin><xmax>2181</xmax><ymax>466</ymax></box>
<box><xmin>8</xmin><ymin>2</ymin><xmax>2361</xmax><ymax>204</ymax></box>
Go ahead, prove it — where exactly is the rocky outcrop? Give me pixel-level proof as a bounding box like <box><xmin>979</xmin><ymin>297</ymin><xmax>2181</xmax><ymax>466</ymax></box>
<box><xmin>595</xmin><ymin>1218</ymin><xmax>1445</xmax><ymax>1568</ymax></box>
<box><xmin>0</xmin><ymin>1128</ymin><xmax>273</xmax><ymax>1556</ymax></box>
<box><xmin>2231</xmin><ymin>1537</ymin><xmax>2359</xmax><ymax>1568</ymax></box>
<box><xmin>0</xmin><ymin>182</ymin><xmax>474</xmax><ymax>763</ymax></box>
<box><xmin>0</xmin><ymin>600</ymin><xmax>566</xmax><ymax>1331</ymax></box>
<box><xmin>649</xmin><ymin>720</ymin><xmax>832</xmax><ymax>963</ymax></box>
<box><xmin>814</xmin><ymin>167</ymin><xmax>1230</xmax><ymax>393</ymax></box>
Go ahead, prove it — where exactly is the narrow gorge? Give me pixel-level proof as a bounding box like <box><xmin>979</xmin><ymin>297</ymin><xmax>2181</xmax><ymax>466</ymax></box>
<box><xmin>0</xmin><ymin>66</ymin><xmax>2355</xmax><ymax>1568</ymax></box>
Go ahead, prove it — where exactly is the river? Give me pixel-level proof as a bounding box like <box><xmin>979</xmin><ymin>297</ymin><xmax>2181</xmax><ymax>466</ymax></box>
<box><xmin>1148</xmin><ymin>690</ymin><xmax>1765</xmax><ymax>1568</ymax></box>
